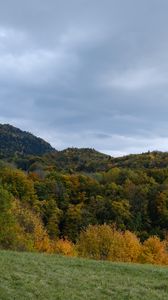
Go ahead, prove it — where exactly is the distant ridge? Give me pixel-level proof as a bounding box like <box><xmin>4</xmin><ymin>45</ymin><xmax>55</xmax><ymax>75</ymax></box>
<box><xmin>0</xmin><ymin>124</ymin><xmax>55</xmax><ymax>158</ymax></box>
<box><xmin>2</xmin><ymin>123</ymin><xmax>168</xmax><ymax>172</ymax></box>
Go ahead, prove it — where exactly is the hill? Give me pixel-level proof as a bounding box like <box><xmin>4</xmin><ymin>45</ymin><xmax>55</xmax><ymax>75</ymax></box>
<box><xmin>13</xmin><ymin>147</ymin><xmax>111</xmax><ymax>174</ymax></box>
<box><xmin>112</xmin><ymin>151</ymin><xmax>168</xmax><ymax>169</ymax></box>
<box><xmin>53</xmin><ymin>149</ymin><xmax>168</xmax><ymax>172</ymax></box>
<box><xmin>0</xmin><ymin>250</ymin><xmax>168</xmax><ymax>300</ymax></box>
<box><xmin>0</xmin><ymin>124</ymin><xmax>110</xmax><ymax>171</ymax></box>
<box><xmin>0</xmin><ymin>124</ymin><xmax>55</xmax><ymax>158</ymax></box>
<box><xmin>14</xmin><ymin>148</ymin><xmax>168</xmax><ymax>175</ymax></box>
<box><xmin>2</xmin><ymin>123</ymin><xmax>168</xmax><ymax>173</ymax></box>
<box><xmin>46</xmin><ymin>147</ymin><xmax>111</xmax><ymax>172</ymax></box>
<box><xmin>2</xmin><ymin>124</ymin><xmax>168</xmax><ymax>243</ymax></box>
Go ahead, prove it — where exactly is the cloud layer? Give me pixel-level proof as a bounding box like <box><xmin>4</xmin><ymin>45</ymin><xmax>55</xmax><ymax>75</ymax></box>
<box><xmin>0</xmin><ymin>0</ymin><xmax>168</xmax><ymax>156</ymax></box>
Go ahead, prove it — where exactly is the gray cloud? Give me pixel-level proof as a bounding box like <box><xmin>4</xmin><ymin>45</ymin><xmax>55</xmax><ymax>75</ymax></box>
<box><xmin>0</xmin><ymin>0</ymin><xmax>168</xmax><ymax>156</ymax></box>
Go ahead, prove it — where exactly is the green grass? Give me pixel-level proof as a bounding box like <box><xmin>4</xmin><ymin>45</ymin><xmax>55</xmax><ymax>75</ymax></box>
<box><xmin>0</xmin><ymin>251</ymin><xmax>168</xmax><ymax>300</ymax></box>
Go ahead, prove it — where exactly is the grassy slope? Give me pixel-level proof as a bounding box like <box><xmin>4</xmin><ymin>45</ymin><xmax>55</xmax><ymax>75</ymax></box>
<box><xmin>0</xmin><ymin>251</ymin><xmax>168</xmax><ymax>300</ymax></box>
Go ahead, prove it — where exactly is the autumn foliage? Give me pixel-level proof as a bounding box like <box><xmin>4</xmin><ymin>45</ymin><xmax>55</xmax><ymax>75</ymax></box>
<box><xmin>77</xmin><ymin>225</ymin><xmax>141</xmax><ymax>262</ymax></box>
<box><xmin>1</xmin><ymin>165</ymin><xmax>168</xmax><ymax>265</ymax></box>
<box><xmin>52</xmin><ymin>239</ymin><xmax>77</xmax><ymax>256</ymax></box>
<box><xmin>77</xmin><ymin>224</ymin><xmax>168</xmax><ymax>265</ymax></box>
<box><xmin>139</xmin><ymin>236</ymin><xmax>168</xmax><ymax>265</ymax></box>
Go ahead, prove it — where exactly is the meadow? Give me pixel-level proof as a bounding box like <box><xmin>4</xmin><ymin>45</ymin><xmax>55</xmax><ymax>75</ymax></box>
<box><xmin>0</xmin><ymin>250</ymin><xmax>168</xmax><ymax>300</ymax></box>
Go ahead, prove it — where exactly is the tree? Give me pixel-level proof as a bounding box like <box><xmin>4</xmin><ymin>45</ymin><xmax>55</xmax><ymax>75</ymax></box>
<box><xmin>0</xmin><ymin>186</ymin><xmax>17</xmax><ymax>249</ymax></box>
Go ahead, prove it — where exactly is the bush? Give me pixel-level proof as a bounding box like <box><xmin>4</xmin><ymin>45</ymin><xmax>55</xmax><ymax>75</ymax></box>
<box><xmin>53</xmin><ymin>239</ymin><xmax>77</xmax><ymax>257</ymax></box>
<box><xmin>77</xmin><ymin>224</ymin><xmax>112</xmax><ymax>260</ymax></box>
<box><xmin>140</xmin><ymin>236</ymin><xmax>168</xmax><ymax>265</ymax></box>
<box><xmin>108</xmin><ymin>230</ymin><xmax>141</xmax><ymax>263</ymax></box>
<box><xmin>77</xmin><ymin>224</ymin><xmax>141</xmax><ymax>262</ymax></box>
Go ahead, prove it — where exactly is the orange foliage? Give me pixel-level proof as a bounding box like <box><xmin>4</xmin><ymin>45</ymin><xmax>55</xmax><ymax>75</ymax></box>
<box><xmin>108</xmin><ymin>230</ymin><xmax>141</xmax><ymax>263</ymax></box>
<box><xmin>77</xmin><ymin>224</ymin><xmax>168</xmax><ymax>265</ymax></box>
<box><xmin>53</xmin><ymin>239</ymin><xmax>77</xmax><ymax>257</ymax></box>
<box><xmin>77</xmin><ymin>224</ymin><xmax>141</xmax><ymax>262</ymax></box>
<box><xmin>12</xmin><ymin>200</ymin><xmax>52</xmax><ymax>253</ymax></box>
<box><xmin>140</xmin><ymin>236</ymin><xmax>168</xmax><ymax>265</ymax></box>
<box><xmin>77</xmin><ymin>224</ymin><xmax>142</xmax><ymax>262</ymax></box>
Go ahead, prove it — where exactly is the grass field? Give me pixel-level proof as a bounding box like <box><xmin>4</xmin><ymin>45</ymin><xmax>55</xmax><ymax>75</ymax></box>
<box><xmin>0</xmin><ymin>251</ymin><xmax>168</xmax><ymax>300</ymax></box>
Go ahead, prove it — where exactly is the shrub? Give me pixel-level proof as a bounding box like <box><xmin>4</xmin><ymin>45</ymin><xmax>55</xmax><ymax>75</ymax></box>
<box><xmin>53</xmin><ymin>239</ymin><xmax>77</xmax><ymax>257</ymax></box>
<box><xmin>140</xmin><ymin>236</ymin><xmax>168</xmax><ymax>265</ymax></box>
<box><xmin>77</xmin><ymin>224</ymin><xmax>141</xmax><ymax>262</ymax></box>
<box><xmin>108</xmin><ymin>230</ymin><xmax>141</xmax><ymax>263</ymax></box>
<box><xmin>77</xmin><ymin>224</ymin><xmax>112</xmax><ymax>260</ymax></box>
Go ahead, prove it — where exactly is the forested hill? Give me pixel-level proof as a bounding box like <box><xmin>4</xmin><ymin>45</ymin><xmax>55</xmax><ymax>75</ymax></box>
<box><xmin>112</xmin><ymin>151</ymin><xmax>168</xmax><ymax>169</ymax></box>
<box><xmin>0</xmin><ymin>124</ymin><xmax>55</xmax><ymax>158</ymax></box>
<box><xmin>2</xmin><ymin>124</ymin><xmax>168</xmax><ymax>261</ymax></box>
<box><xmin>46</xmin><ymin>148</ymin><xmax>111</xmax><ymax>172</ymax></box>
<box><xmin>1</xmin><ymin>124</ymin><xmax>168</xmax><ymax>172</ymax></box>
<box><xmin>45</xmin><ymin>150</ymin><xmax>168</xmax><ymax>172</ymax></box>
<box><xmin>14</xmin><ymin>148</ymin><xmax>168</xmax><ymax>174</ymax></box>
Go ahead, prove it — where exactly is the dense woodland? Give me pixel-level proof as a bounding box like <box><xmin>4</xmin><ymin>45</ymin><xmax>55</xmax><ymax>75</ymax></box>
<box><xmin>1</xmin><ymin>124</ymin><xmax>168</xmax><ymax>264</ymax></box>
<box><xmin>0</xmin><ymin>124</ymin><xmax>54</xmax><ymax>158</ymax></box>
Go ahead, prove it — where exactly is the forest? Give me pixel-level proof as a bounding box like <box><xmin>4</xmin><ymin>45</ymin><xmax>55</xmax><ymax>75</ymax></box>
<box><xmin>1</xmin><ymin>124</ymin><xmax>168</xmax><ymax>264</ymax></box>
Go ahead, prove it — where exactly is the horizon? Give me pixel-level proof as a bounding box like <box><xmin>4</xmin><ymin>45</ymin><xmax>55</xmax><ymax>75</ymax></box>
<box><xmin>0</xmin><ymin>1</ymin><xmax>168</xmax><ymax>156</ymax></box>
<box><xmin>1</xmin><ymin>122</ymin><xmax>165</xmax><ymax>158</ymax></box>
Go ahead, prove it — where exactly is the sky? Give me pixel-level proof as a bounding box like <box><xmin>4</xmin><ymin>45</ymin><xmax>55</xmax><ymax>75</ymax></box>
<box><xmin>0</xmin><ymin>0</ymin><xmax>168</xmax><ymax>156</ymax></box>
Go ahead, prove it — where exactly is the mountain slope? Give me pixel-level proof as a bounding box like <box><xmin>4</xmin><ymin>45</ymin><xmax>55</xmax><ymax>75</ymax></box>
<box><xmin>2</xmin><ymin>123</ymin><xmax>168</xmax><ymax>172</ymax></box>
<box><xmin>50</xmin><ymin>147</ymin><xmax>111</xmax><ymax>172</ymax></box>
<box><xmin>14</xmin><ymin>147</ymin><xmax>112</xmax><ymax>173</ymax></box>
<box><xmin>0</xmin><ymin>124</ymin><xmax>55</xmax><ymax>158</ymax></box>
<box><xmin>112</xmin><ymin>151</ymin><xmax>168</xmax><ymax>169</ymax></box>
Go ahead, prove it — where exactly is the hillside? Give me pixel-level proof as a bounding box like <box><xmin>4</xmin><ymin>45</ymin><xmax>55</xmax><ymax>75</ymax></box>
<box><xmin>0</xmin><ymin>250</ymin><xmax>168</xmax><ymax>300</ymax></box>
<box><xmin>2</xmin><ymin>124</ymin><xmax>168</xmax><ymax>248</ymax></box>
<box><xmin>0</xmin><ymin>124</ymin><xmax>110</xmax><ymax>171</ymax></box>
<box><xmin>51</xmin><ymin>149</ymin><xmax>168</xmax><ymax>172</ymax></box>
<box><xmin>112</xmin><ymin>151</ymin><xmax>168</xmax><ymax>169</ymax></box>
<box><xmin>2</xmin><ymin>123</ymin><xmax>168</xmax><ymax>173</ymax></box>
<box><xmin>0</xmin><ymin>124</ymin><xmax>55</xmax><ymax>158</ymax></box>
<box><xmin>13</xmin><ymin>148</ymin><xmax>168</xmax><ymax>175</ymax></box>
<box><xmin>45</xmin><ymin>147</ymin><xmax>111</xmax><ymax>172</ymax></box>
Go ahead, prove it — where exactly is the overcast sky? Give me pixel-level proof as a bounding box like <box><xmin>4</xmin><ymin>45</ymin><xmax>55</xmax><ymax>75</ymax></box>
<box><xmin>0</xmin><ymin>0</ymin><xmax>168</xmax><ymax>156</ymax></box>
